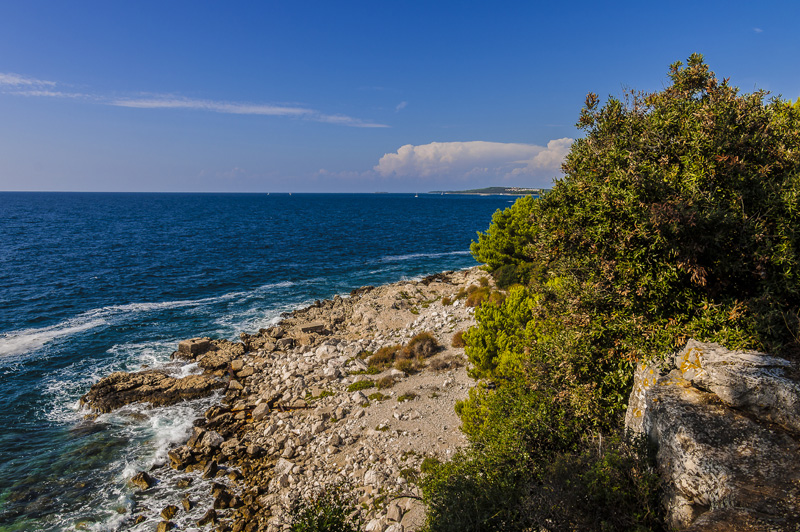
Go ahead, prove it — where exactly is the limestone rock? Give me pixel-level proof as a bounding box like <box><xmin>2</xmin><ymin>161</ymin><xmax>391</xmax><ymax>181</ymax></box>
<box><xmin>674</xmin><ymin>339</ymin><xmax>800</xmax><ymax>432</ymax></box>
<box><xmin>252</xmin><ymin>402</ymin><xmax>270</xmax><ymax>421</ymax></box>
<box><xmin>176</xmin><ymin>337</ymin><xmax>212</xmax><ymax>358</ymax></box>
<box><xmin>79</xmin><ymin>370</ymin><xmax>223</xmax><ymax>413</ymax></box>
<box><xmin>386</xmin><ymin>502</ymin><xmax>403</xmax><ymax>522</ymax></box>
<box><xmin>129</xmin><ymin>470</ymin><xmax>155</xmax><ymax>490</ymax></box>
<box><xmin>626</xmin><ymin>340</ymin><xmax>800</xmax><ymax>530</ymax></box>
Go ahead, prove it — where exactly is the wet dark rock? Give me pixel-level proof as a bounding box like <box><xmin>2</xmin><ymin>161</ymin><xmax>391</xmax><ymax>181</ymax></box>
<box><xmin>80</xmin><ymin>371</ymin><xmax>223</xmax><ymax>413</ymax></box>
<box><xmin>156</xmin><ymin>521</ymin><xmax>175</xmax><ymax>532</ymax></box>
<box><xmin>167</xmin><ymin>446</ymin><xmax>193</xmax><ymax>470</ymax></box>
<box><xmin>197</xmin><ymin>508</ymin><xmax>217</xmax><ymax>526</ymax></box>
<box><xmin>202</xmin><ymin>460</ymin><xmax>219</xmax><ymax>479</ymax></box>
<box><xmin>129</xmin><ymin>471</ymin><xmax>155</xmax><ymax>490</ymax></box>
<box><xmin>160</xmin><ymin>504</ymin><xmax>178</xmax><ymax>520</ymax></box>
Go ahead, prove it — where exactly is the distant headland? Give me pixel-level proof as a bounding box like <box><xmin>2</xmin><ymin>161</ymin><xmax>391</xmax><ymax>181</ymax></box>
<box><xmin>428</xmin><ymin>186</ymin><xmax>550</xmax><ymax>196</ymax></box>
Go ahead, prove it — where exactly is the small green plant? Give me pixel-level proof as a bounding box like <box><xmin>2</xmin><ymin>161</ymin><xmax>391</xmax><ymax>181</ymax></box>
<box><xmin>356</xmin><ymin>350</ymin><xmax>373</xmax><ymax>359</ymax></box>
<box><xmin>441</xmin><ymin>296</ymin><xmax>452</xmax><ymax>306</ymax></box>
<box><xmin>368</xmin><ymin>392</ymin><xmax>389</xmax><ymax>401</ymax></box>
<box><xmin>347</xmin><ymin>380</ymin><xmax>375</xmax><ymax>392</ymax></box>
<box><xmin>420</xmin><ymin>456</ymin><xmax>440</xmax><ymax>475</ymax></box>
<box><xmin>397</xmin><ymin>392</ymin><xmax>417</xmax><ymax>402</ymax></box>
<box><xmin>394</xmin><ymin>359</ymin><xmax>418</xmax><ymax>374</ymax></box>
<box><xmin>350</xmin><ymin>367</ymin><xmax>380</xmax><ymax>375</ymax></box>
<box><xmin>399</xmin><ymin>467</ymin><xmax>419</xmax><ymax>483</ymax></box>
<box><xmin>465</xmin><ymin>286</ymin><xmax>492</xmax><ymax>307</ymax></box>
<box><xmin>410</xmin><ymin>308</ymin><xmax>420</xmax><ymax>315</ymax></box>
<box><xmin>368</xmin><ymin>345</ymin><xmax>402</xmax><ymax>370</ymax></box>
<box><xmin>451</xmin><ymin>330</ymin><xmax>466</xmax><ymax>348</ymax></box>
<box><xmin>376</xmin><ymin>376</ymin><xmax>396</xmax><ymax>389</ymax></box>
<box><xmin>289</xmin><ymin>483</ymin><xmax>364</xmax><ymax>532</ymax></box>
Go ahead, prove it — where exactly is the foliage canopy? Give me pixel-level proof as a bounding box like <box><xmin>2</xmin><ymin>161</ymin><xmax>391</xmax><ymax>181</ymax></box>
<box><xmin>423</xmin><ymin>54</ymin><xmax>800</xmax><ymax>532</ymax></box>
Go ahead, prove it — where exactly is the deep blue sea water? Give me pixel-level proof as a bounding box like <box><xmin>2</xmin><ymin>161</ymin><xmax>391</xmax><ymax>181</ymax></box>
<box><xmin>0</xmin><ymin>192</ymin><xmax>513</xmax><ymax>531</ymax></box>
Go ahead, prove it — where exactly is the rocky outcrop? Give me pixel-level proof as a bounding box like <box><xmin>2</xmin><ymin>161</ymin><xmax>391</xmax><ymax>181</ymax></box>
<box><xmin>83</xmin><ymin>267</ymin><xmax>490</xmax><ymax>531</ymax></box>
<box><xmin>80</xmin><ymin>370</ymin><xmax>224</xmax><ymax>413</ymax></box>
<box><xmin>626</xmin><ymin>339</ymin><xmax>800</xmax><ymax>531</ymax></box>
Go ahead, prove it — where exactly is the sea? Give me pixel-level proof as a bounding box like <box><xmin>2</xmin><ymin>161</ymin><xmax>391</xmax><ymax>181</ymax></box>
<box><xmin>0</xmin><ymin>192</ymin><xmax>514</xmax><ymax>531</ymax></box>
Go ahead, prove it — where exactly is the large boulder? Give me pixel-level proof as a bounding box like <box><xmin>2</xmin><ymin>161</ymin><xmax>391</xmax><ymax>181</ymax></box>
<box><xmin>174</xmin><ymin>337</ymin><xmax>213</xmax><ymax>359</ymax></box>
<box><xmin>626</xmin><ymin>340</ymin><xmax>800</xmax><ymax>530</ymax></box>
<box><xmin>80</xmin><ymin>370</ymin><xmax>223</xmax><ymax>413</ymax></box>
<box><xmin>195</xmin><ymin>339</ymin><xmax>246</xmax><ymax>371</ymax></box>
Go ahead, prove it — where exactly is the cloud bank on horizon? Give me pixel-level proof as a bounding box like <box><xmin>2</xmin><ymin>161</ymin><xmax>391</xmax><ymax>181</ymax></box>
<box><xmin>374</xmin><ymin>139</ymin><xmax>573</xmax><ymax>183</ymax></box>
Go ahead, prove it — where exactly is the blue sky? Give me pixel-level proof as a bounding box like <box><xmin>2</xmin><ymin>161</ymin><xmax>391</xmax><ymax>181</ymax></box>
<box><xmin>1</xmin><ymin>1</ymin><xmax>798</xmax><ymax>192</ymax></box>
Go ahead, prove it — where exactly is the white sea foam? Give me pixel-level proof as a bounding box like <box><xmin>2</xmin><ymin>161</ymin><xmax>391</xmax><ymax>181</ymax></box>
<box><xmin>0</xmin><ymin>281</ymin><xmax>298</xmax><ymax>359</ymax></box>
<box><xmin>380</xmin><ymin>250</ymin><xmax>471</xmax><ymax>262</ymax></box>
<box><xmin>0</xmin><ymin>318</ymin><xmax>108</xmax><ymax>358</ymax></box>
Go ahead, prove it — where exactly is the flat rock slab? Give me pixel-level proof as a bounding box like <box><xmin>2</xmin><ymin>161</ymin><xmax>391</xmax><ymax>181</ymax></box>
<box><xmin>80</xmin><ymin>370</ymin><xmax>223</xmax><ymax>413</ymax></box>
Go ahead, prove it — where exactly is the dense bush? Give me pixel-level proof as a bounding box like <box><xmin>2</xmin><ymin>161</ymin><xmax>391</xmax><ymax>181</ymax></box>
<box><xmin>424</xmin><ymin>55</ymin><xmax>800</xmax><ymax>531</ymax></box>
<box><xmin>404</xmin><ymin>332</ymin><xmax>441</xmax><ymax>358</ymax></box>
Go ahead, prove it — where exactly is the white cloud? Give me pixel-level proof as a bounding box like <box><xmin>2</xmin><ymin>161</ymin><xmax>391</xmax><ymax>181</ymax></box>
<box><xmin>111</xmin><ymin>96</ymin><xmax>387</xmax><ymax>127</ymax></box>
<box><xmin>396</xmin><ymin>101</ymin><xmax>408</xmax><ymax>111</ymax></box>
<box><xmin>374</xmin><ymin>139</ymin><xmax>573</xmax><ymax>180</ymax></box>
<box><xmin>12</xmin><ymin>89</ymin><xmax>87</xmax><ymax>99</ymax></box>
<box><xmin>754</xmin><ymin>27</ymin><xmax>763</xmax><ymax>33</ymax></box>
<box><xmin>112</xmin><ymin>96</ymin><xmax>311</xmax><ymax>117</ymax></box>
<box><xmin>0</xmin><ymin>73</ymin><xmax>56</xmax><ymax>87</ymax></box>
<box><xmin>0</xmin><ymin>72</ymin><xmax>387</xmax><ymax>128</ymax></box>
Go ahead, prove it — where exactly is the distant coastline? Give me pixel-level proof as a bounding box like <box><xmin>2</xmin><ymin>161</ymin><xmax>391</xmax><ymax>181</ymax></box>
<box><xmin>428</xmin><ymin>186</ymin><xmax>550</xmax><ymax>197</ymax></box>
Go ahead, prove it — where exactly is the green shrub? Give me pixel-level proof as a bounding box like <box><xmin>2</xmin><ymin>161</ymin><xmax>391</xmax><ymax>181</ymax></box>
<box><xmin>397</xmin><ymin>392</ymin><xmax>417</xmax><ymax>402</ymax></box>
<box><xmin>451</xmin><ymin>330</ymin><xmax>466</xmax><ymax>348</ymax></box>
<box><xmin>346</xmin><ymin>380</ymin><xmax>375</xmax><ymax>392</ymax></box>
<box><xmin>394</xmin><ymin>358</ymin><xmax>418</xmax><ymax>374</ymax></box>
<box><xmin>420</xmin><ymin>429</ymin><xmax>663</xmax><ymax>532</ymax></box>
<box><xmin>404</xmin><ymin>332</ymin><xmax>440</xmax><ymax>358</ymax></box>
<box><xmin>350</xmin><ymin>367</ymin><xmax>380</xmax><ymax>375</ymax></box>
<box><xmin>289</xmin><ymin>483</ymin><xmax>364</xmax><ymax>532</ymax></box>
<box><xmin>368</xmin><ymin>392</ymin><xmax>389</xmax><ymax>401</ymax></box>
<box><xmin>368</xmin><ymin>345</ymin><xmax>401</xmax><ymax>370</ymax></box>
<box><xmin>376</xmin><ymin>375</ymin><xmax>396</xmax><ymax>389</ymax></box>
<box><xmin>424</xmin><ymin>54</ymin><xmax>800</xmax><ymax>532</ymax></box>
<box><xmin>491</xmin><ymin>263</ymin><xmax>529</xmax><ymax>289</ymax></box>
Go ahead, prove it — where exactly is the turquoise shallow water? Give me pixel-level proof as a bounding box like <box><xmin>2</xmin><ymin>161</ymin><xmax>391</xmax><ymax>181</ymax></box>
<box><xmin>0</xmin><ymin>192</ymin><xmax>513</xmax><ymax>531</ymax></box>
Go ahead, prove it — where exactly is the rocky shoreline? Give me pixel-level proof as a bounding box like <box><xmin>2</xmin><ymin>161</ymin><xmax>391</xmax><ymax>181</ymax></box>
<box><xmin>81</xmin><ymin>267</ymin><xmax>491</xmax><ymax>532</ymax></box>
